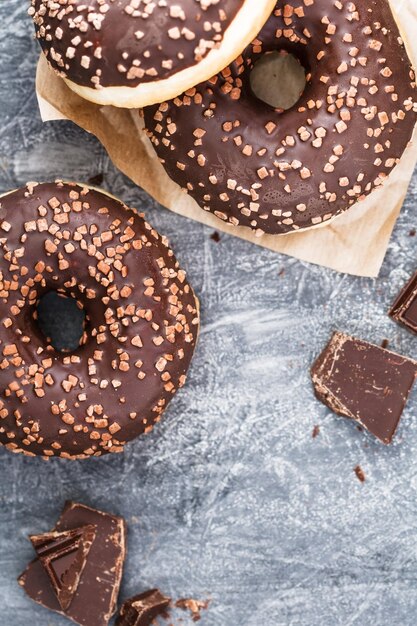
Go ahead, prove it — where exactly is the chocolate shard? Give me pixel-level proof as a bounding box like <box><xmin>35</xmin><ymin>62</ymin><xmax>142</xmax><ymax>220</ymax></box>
<box><xmin>19</xmin><ymin>502</ymin><xmax>126</xmax><ymax>626</ymax></box>
<box><xmin>311</xmin><ymin>332</ymin><xmax>417</xmax><ymax>444</ymax></box>
<box><xmin>29</xmin><ymin>525</ymin><xmax>96</xmax><ymax>611</ymax></box>
<box><xmin>116</xmin><ymin>589</ymin><xmax>171</xmax><ymax>626</ymax></box>
<box><xmin>389</xmin><ymin>270</ymin><xmax>417</xmax><ymax>334</ymax></box>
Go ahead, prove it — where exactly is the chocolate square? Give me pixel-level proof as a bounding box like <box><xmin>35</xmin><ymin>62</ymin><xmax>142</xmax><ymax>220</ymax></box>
<box><xmin>30</xmin><ymin>525</ymin><xmax>96</xmax><ymax>610</ymax></box>
<box><xmin>19</xmin><ymin>502</ymin><xmax>126</xmax><ymax>626</ymax></box>
<box><xmin>311</xmin><ymin>332</ymin><xmax>417</xmax><ymax>444</ymax></box>
<box><xmin>390</xmin><ymin>270</ymin><xmax>417</xmax><ymax>334</ymax></box>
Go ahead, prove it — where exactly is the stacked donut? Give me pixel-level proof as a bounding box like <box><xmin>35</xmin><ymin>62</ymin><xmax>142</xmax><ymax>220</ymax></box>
<box><xmin>31</xmin><ymin>1</ymin><xmax>416</xmax><ymax>236</ymax></box>
<box><xmin>29</xmin><ymin>0</ymin><xmax>276</xmax><ymax>107</ymax></box>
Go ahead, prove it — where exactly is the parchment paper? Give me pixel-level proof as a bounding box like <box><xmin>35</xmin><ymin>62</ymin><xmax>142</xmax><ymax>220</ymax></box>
<box><xmin>35</xmin><ymin>0</ymin><xmax>417</xmax><ymax>277</ymax></box>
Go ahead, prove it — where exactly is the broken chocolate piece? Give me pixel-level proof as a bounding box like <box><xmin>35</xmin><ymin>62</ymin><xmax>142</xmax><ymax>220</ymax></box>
<box><xmin>311</xmin><ymin>332</ymin><xmax>417</xmax><ymax>444</ymax></box>
<box><xmin>29</xmin><ymin>525</ymin><xmax>96</xmax><ymax>610</ymax></box>
<box><xmin>116</xmin><ymin>589</ymin><xmax>171</xmax><ymax>626</ymax></box>
<box><xmin>19</xmin><ymin>502</ymin><xmax>126</xmax><ymax>626</ymax></box>
<box><xmin>390</xmin><ymin>271</ymin><xmax>417</xmax><ymax>334</ymax></box>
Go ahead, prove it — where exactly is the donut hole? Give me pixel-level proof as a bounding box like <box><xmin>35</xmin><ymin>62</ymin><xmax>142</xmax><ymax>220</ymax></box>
<box><xmin>35</xmin><ymin>291</ymin><xmax>87</xmax><ymax>353</ymax></box>
<box><xmin>250</xmin><ymin>51</ymin><xmax>307</xmax><ymax>110</ymax></box>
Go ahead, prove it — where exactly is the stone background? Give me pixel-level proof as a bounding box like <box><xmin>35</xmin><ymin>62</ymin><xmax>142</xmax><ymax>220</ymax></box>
<box><xmin>1</xmin><ymin>2</ymin><xmax>417</xmax><ymax>625</ymax></box>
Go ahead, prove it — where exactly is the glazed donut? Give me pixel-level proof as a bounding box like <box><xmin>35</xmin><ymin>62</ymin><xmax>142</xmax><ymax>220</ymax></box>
<box><xmin>29</xmin><ymin>0</ymin><xmax>276</xmax><ymax>108</ymax></box>
<box><xmin>144</xmin><ymin>0</ymin><xmax>417</xmax><ymax>235</ymax></box>
<box><xmin>0</xmin><ymin>182</ymin><xmax>199</xmax><ymax>459</ymax></box>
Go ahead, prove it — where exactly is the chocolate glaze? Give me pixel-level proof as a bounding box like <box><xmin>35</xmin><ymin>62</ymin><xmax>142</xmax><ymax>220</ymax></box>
<box><xmin>0</xmin><ymin>182</ymin><xmax>199</xmax><ymax>459</ymax></box>
<box><xmin>19</xmin><ymin>501</ymin><xmax>126</xmax><ymax>626</ymax></box>
<box><xmin>311</xmin><ymin>332</ymin><xmax>417</xmax><ymax>445</ymax></box>
<box><xmin>145</xmin><ymin>0</ymin><xmax>417</xmax><ymax>235</ymax></box>
<box><xmin>29</xmin><ymin>0</ymin><xmax>243</xmax><ymax>89</ymax></box>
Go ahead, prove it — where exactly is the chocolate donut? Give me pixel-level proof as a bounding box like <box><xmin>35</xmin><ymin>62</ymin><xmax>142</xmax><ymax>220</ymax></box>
<box><xmin>144</xmin><ymin>0</ymin><xmax>417</xmax><ymax>235</ymax></box>
<box><xmin>29</xmin><ymin>0</ymin><xmax>276</xmax><ymax>108</ymax></box>
<box><xmin>0</xmin><ymin>182</ymin><xmax>199</xmax><ymax>459</ymax></box>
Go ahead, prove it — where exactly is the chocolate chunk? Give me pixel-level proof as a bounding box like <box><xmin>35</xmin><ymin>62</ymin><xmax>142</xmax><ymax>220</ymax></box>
<box><xmin>354</xmin><ymin>466</ymin><xmax>366</xmax><ymax>483</ymax></box>
<box><xmin>311</xmin><ymin>332</ymin><xmax>417</xmax><ymax>444</ymax></box>
<box><xmin>116</xmin><ymin>589</ymin><xmax>171</xmax><ymax>626</ymax></box>
<box><xmin>29</xmin><ymin>525</ymin><xmax>96</xmax><ymax>610</ymax></box>
<box><xmin>390</xmin><ymin>271</ymin><xmax>417</xmax><ymax>334</ymax></box>
<box><xmin>19</xmin><ymin>502</ymin><xmax>126</xmax><ymax>626</ymax></box>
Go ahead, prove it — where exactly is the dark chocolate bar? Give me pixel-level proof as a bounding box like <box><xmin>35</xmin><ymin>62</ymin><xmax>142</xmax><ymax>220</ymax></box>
<box><xmin>390</xmin><ymin>270</ymin><xmax>417</xmax><ymax>334</ymax></box>
<box><xmin>19</xmin><ymin>502</ymin><xmax>126</xmax><ymax>626</ymax></box>
<box><xmin>30</xmin><ymin>525</ymin><xmax>96</xmax><ymax>610</ymax></box>
<box><xmin>311</xmin><ymin>332</ymin><xmax>417</xmax><ymax>444</ymax></box>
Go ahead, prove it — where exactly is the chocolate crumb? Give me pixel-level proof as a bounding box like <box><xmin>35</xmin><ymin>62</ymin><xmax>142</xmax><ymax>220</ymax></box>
<box><xmin>354</xmin><ymin>465</ymin><xmax>366</xmax><ymax>483</ymax></box>
<box><xmin>175</xmin><ymin>598</ymin><xmax>210</xmax><ymax>622</ymax></box>
<box><xmin>87</xmin><ymin>174</ymin><xmax>104</xmax><ymax>187</ymax></box>
<box><xmin>312</xmin><ymin>425</ymin><xmax>320</xmax><ymax>439</ymax></box>
<box><xmin>409</xmin><ymin>229</ymin><xmax>416</xmax><ymax>237</ymax></box>
<box><xmin>210</xmin><ymin>231</ymin><xmax>220</xmax><ymax>242</ymax></box>
<box><xmin>381</xmin><ymin>339</ymin><xmax>390</xmax><ymax>349</ymax></box>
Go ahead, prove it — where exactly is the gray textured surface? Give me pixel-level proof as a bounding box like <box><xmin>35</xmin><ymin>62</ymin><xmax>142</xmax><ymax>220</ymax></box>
<box><xmin>1</xmin><ymin>3</ymin><xmax>417</xmax><ymax>625</ymax></box>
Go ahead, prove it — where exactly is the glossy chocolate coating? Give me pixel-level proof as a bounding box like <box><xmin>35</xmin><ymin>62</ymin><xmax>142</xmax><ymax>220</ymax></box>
<box><xmin>0</xmin><ymin>182</ymin><xmax>199</xmax><ymax>459</ymax></box>
<box><xmin>29</xmin><ymin>0</ymin><xmax>243</xmax><ymax>89</ymax></box>
<box><xmin>145</xmin><ymin>0</ymin><xmax>416</xmax><ymax>234</ymax></box>
<box><xmin>311</xmin><ymin>332</ymin><xmax>417</xmax><ymax>444</ymax></box>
